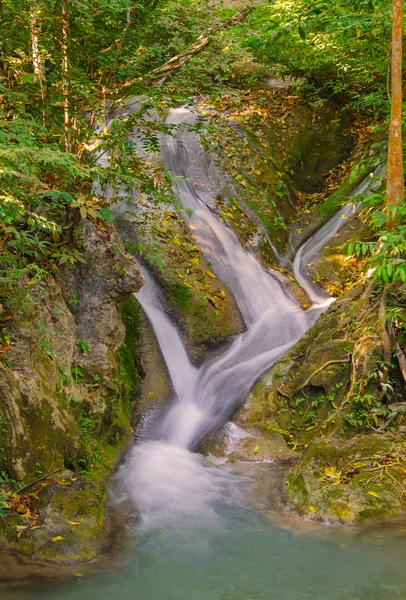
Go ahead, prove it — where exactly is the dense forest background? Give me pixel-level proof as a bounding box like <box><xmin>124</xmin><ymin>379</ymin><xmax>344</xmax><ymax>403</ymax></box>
<box><xmin>1</xmin><ymin>0</ymin><xmax>405</xmax><ymax>310</ymax></box>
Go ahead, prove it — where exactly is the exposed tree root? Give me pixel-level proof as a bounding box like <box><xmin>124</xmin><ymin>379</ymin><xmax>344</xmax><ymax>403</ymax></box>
<box><xmin>14</xmin><ymin>469</ymin><xmax>64</xmax><ymax>495</ymax></box>
<box><xmin>291</xmin><ymin>354</ymin><xmax>351</xmax><ymax>396</ymax></box>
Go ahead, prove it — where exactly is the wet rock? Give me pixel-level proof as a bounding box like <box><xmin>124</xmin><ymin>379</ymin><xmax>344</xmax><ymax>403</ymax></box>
<box><xmin>116</xmin><ymin>207</ymin><xmax>244</xmax><ymax>364</ymax></box>
<box><xmin>201</xmin><ymin>421</ymin><xmax>298</xmax><ymax>465</ymax></box>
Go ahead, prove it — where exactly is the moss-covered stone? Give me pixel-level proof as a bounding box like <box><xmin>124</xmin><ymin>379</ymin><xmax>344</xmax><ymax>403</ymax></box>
<box><xmin>286</xmin><ymin>436</ymin><xmax>405</xmax><ymax>524</ymax></box>
<box><xmin>116</xmin><ymin>208</ymin><xmax>244</xmax><ymax>363</ymax></box>
<box><xmin>237</xmin><ymin>285</ymin><xmax>385</xmax><ymax>439</ymax></box>
<box><xmin>0</xmin><ymin>472</ymin><xmax>108</xmax><ymax>563</ymax></box>
<box><xmin>200</xmin><ymin>421</ymin><xmax>298</xmax><ymax>464</ymax></box>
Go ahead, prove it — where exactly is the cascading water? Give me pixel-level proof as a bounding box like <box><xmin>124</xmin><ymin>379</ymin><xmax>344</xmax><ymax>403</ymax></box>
<box><xmin>293</xmin><ymin>169</ymin><xmax>384</xmax><ymax>305</ymax></box>
<box><xmin>115</xmin><ymin>108</ymin><xmax>381</xmax><ymax>530</ymax></box>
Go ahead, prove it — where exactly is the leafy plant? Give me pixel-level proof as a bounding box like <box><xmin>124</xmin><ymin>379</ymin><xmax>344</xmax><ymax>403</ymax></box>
<box><xmin>77</xmin><ymin>340</ymin><xmax>91</xmax><ymax>355</ymax></box>
<box><xmin>71</xmin><ymin>364</ymin><xmax>84</xmax><ymax>383</ymax></box>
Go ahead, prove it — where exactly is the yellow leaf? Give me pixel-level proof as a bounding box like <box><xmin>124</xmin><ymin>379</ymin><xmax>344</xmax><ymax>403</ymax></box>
<box><xmin>204</xmin><ymin>269</ymin><xmax>217</xmax><ymax>279</ymax></box>
<box><xmin>51</xmin><ymin>536</ymin><xmax>65</xmax><ymax>543</ymax></box>
<box><xmin>68</xmin><ymin>521</ymin><xmax>81</xmax><ymax>527</ymax></box>
<box><xmin>87</xmin><ymin>207</ymin><xmax>98</xmax><ymax>219</ymax></box>
<box><xmin>80</xmin><ymin>206</ymin><xmax>87</xmax><ymax>220</ymax></box>
<box><xmin>324</xmin><ymin>466</ymin><xmax>342</xmax><ymax>480</ymax></box>
<box><xmin>355</xmin><ymin>27</ymin><xmax>361</xmax><ymax>37</ymax></box>
<box><xmin>367</xmin><ymin>491</ymin><xmax>380</xmax><ymax>498</ymax></box>
<box><xmin>309</xmin><ymin>506</ymin><xmax>316</xmax><ymax>513</ymax></box>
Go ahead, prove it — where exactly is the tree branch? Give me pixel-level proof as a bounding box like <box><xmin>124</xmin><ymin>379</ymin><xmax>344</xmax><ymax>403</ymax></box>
<box><xmin>122</xmin><ymin>6</ymin><xmax>253</xmax><ymax>89</ymax></box>
<box><xmin>101</xmin><ymin>8</ymin><xmax>133</xmax><ymax>54</ymax></box>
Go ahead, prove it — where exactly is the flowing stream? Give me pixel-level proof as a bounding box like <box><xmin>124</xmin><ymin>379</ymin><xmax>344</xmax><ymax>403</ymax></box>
<box><xmin>3</xmin><ymin>111</ymin><xmax>406</xmax><ymax>600</ymax></box>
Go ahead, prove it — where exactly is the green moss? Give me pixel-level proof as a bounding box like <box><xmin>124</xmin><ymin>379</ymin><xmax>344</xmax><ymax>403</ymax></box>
<box><xmin>285</xmin><ymin>436</ymin><xmax>405</xmax><ymax>524</ymax></box>
<box><xmin>117</xmin><ymin>295</ymin><xmax>141</xmax><ymax>400</ymax></box>
<box><xmin>318</xmin><ymin>170</ymin><xmax>368</xmax><ymax>218</ymax></box>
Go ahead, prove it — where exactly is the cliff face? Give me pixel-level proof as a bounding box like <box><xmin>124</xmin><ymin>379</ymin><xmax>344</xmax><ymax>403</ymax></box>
<box><xmin>0</xmin><ymin>222</ymin><xmax>143</xmax><ymax>561</ymax></box>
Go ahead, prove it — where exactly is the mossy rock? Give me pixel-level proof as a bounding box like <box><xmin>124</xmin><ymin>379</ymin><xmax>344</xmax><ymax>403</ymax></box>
<box><xmin>0</xmin><ymin>473</ymin><xmax>106</xmax><ymax>563</ymax></box>
<box><xmin>236</xmin><ymin>285</ymin><xmax>380</xmax><ymax>440</ymax></box>
<box><xmin>116</xmin><ymin>212</ymin><xmax>244</xmax><ymax>363</ymax></box>
<box><xmin>286</xmin><ymin>436</ymin><xmax>406</xmax><ymax>524</ymax></box>
<box><xmin>0</xmin><ymin>247</ymin><xmax>143</xmax><ymax>562</ymax></box>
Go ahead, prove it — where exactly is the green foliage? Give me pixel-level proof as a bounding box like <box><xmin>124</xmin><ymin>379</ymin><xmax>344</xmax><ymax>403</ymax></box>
<box><xmin>345</xmin><ymin>394</ymin><xmax>376</xmax><ymax>429</ymax></box>
<box><xmin>347</xmin><ymin>196</ymin><xmax>406</xmax><ymax>285</ymax></box>
<box><xmin>0</xmin><ymin>0</ymin><xmax>204</xmax><ymax>316</ymax></box>
<box><xmin>71</xmin><ymin>363</ymin><xmax>84</xmax><ymax>383</ymax></box>
<box><xmin>245</xmin><ymin>0</ymin><xmax>392</xmax><ymax>113</ymax></box>
<box><xmin>0</xmin><ymin>472</ymin><xmax>10</xmax><ymax>517</ymax></box>
<box><xmin>173</xmin><ymin>282</ymin><xmax>194</xmax><ymax>307</ymax></box>
<box><xmin>77</xmin><ymin>340</ymin><xmax>91</xmax><ymax>355</ymax></box>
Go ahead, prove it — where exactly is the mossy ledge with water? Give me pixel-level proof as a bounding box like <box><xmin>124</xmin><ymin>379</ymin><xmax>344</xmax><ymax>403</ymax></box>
<box><xmin>235</xmin><ymin>280</ymin><xmax>406</xmax><ymax>524</ymax></box>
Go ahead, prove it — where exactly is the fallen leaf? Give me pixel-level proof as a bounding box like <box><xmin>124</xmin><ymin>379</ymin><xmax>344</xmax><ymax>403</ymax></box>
<box><xmin>367</xmin><ymin>491</ymin><xmax>380</xmax><ymax>498</ymax></box>
<box><xmin>51</xmin><ymin>536</ymin><xmax>65</xmax><ymax>543</ymax></box>
<box><xmin>323</xmin><ymin>466</ymin><xmax>342</xmax><ymax>480</ymax></box>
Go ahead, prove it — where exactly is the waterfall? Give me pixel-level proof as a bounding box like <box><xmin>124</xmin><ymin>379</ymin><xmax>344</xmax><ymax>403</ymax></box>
<box><xmin>115</xmin><ymin>108</ymin><xmax>381</xmax><ymax>530</ymax></box>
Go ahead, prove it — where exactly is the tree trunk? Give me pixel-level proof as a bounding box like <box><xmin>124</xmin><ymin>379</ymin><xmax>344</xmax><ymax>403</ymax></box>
<box><xmin>61</xmin><ymin>0</ymin><xmax>71</xmax><ymax>153</ymax></box>
<box><xmin>30</xmin><ymin>6</ymin><xmax>45</xmax><ymax>89</ymax></box>
<box><xmin>386</xmin><ymin>0</ymin><xmax>404</xmax><ymax>220</ymax></box>
<box><xmin>29</xmin><ymin>3</ymin><xmax>46</xmax><ymax>125</ymax></box>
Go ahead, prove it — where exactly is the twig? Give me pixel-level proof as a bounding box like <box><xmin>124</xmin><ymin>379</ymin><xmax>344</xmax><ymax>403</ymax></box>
<box><xmin>101</xmin><ymin>8</ymin><xmax>133</xmax><ymax>54</ymax></box>
<box><xmin>14</xmin><ymin>468</ymin><xmax>64</xmax><ymax>495</ymax></box>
